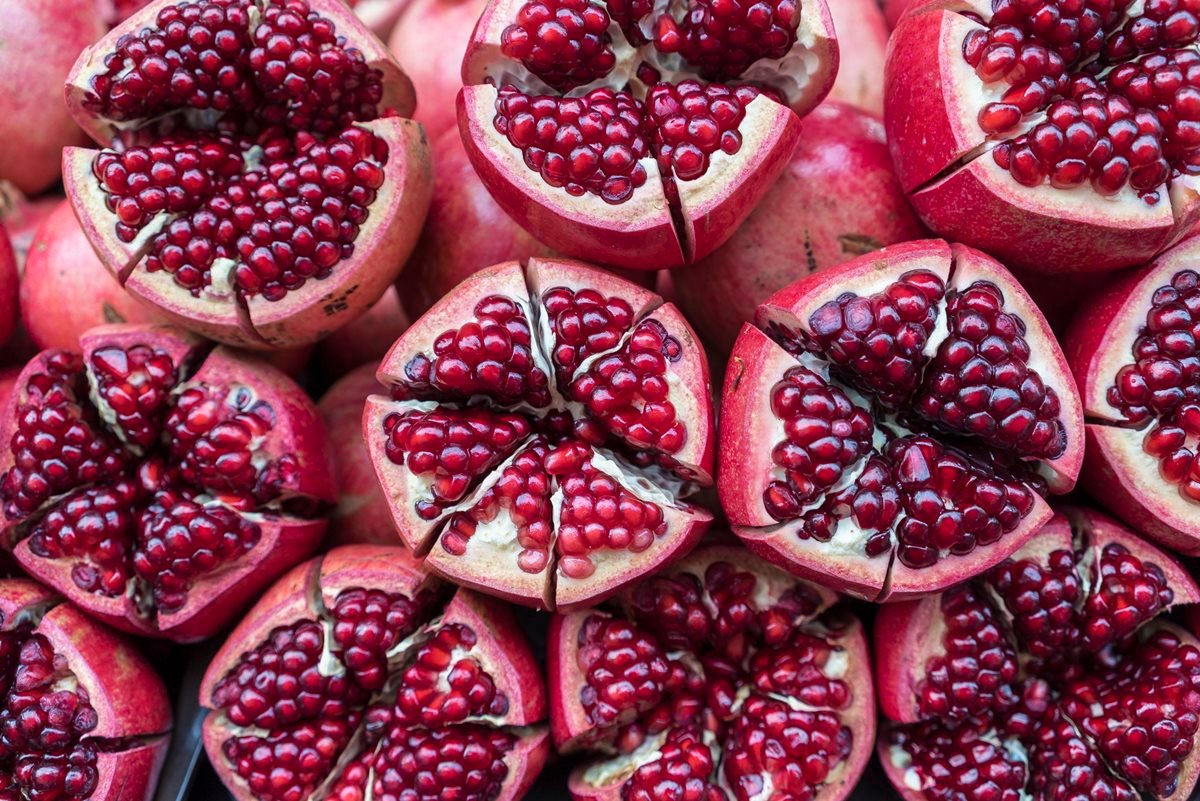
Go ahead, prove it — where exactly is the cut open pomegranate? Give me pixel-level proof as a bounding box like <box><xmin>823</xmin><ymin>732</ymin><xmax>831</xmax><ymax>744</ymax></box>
<box><xmin>365</xmin><ymin>258</ymin><xmax>714</xmax><ymax>610</ymax></box>
<box><xmin>201</xmin><ymin>545</ymin><xmax>549</xmax><ymax>801</ymax></box>
<box><xmin>887</xmin><ymin>0</ymin><xmax>1200</xmax><ymax>273</ymax></box>
<box><xmin>61</xmin><ymin>0</ymin><xmax>434</xmax><ymax>349</ymax></box>
<box><xmin>549</xmin><ymin>543</ymin><xmax>875</xmax><ymax>801</ymax></box>
<box><xmin>0</xmin><ymin>323</ymin><xmax>336</xmax><ymax>642</ymax></box>
<box><xmin>877</xmin><ymin>508</ymin><xmax>1200</xmax><ymax>801</ymax></box>
<box><xmin>1067</xmin><ymin>232</ymin><xmax>1200</xmax><ymax>555</ymax></box>
<box><xmin>456</xmin><ymin>0</ymin><xmax>838</xmax><ymax>269</ymax></box>
<box><xmin>719</xmin><ymin>239</ymin><xmax>1084</xmax><ymax>600</ymax></box>
<box><xmin>0</xmin><ymin>579</ymin><xmax>172</xmax><ymax>801</ymax></box>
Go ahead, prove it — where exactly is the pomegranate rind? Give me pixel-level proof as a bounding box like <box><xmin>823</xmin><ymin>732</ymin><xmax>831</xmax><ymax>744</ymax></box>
<box><xmin>0</xmin><ymin>224</ymin><xmax>17</xmax><ymax>349</ymax></box>
<box><xmin>546</xmin><ymin>610</ymin><xmax>603</xmax><ymax>752</ymax></box>
<box><xmin>457</xmin><ymin>85</ymin><xmax>684</xmax><ymax>271</ymax></box>
<box><xmin>1070</xmin><ymin>506</ymin><xmax>1200</xmax><ymax>605</ymax></box>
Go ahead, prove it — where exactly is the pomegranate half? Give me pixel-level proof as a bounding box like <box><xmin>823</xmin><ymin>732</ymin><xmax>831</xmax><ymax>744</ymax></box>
<box><xmin>719</xmin><ymin>239</ymin><xmax>1084</xmax><ymax>601</ymax></box>
<box><xmin>62</xmin><ymin>0</ymin><xmax>434</xmax><ymax>349</ymax></box>
<box><xmin>0</xmin><ymin>578</ymin><xmax>172</xmax><ymax>801</ymax></box>
<box><xmin>877</xmin><ymin>508</ymin><xmax>1200</xmax><ymax>801</ymax></box>
<box><xmin>201</xmin><ymin>545</ymin><xmax>549</xmax><ymax>801</ymax></box>
<box><xmin>886</xmin><ymin>0</ymin><xmax>1200</xmax><ymax>274</ymax></box>
<box><xmin>1067</xmin><ymin>232</ymin><xmax>1200</xmax><ymax>555</ymax></box>
<box><xmin>365</xmin><ymin>258</ymin><xmax>714</xmax><ymax>610</ymax></box>
<box><xmin>549</xmin><ymin>543</ymin><xmax>875</xmax><ymax>801</ymax></box>
<box><xmin>0</xmin><ymin>323</ymin><xmax>336</xmax><ymax>642</ymax></box>
<box><xmin>456</xmin><ymin>0</ymin><xmax>838</xmax><ymax>269</ymax></box>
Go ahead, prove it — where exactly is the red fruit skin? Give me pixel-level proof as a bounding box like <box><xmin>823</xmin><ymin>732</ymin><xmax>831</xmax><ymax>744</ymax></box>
<box><xmin>319</xmin><ymin>364</ymin><xmax>400</xmax><ymax>548</ymax></box>
<box><xmin>826</xmin><ymin>0</ymin><xmax>888</xmax><ymax>115</ymax></box>
<box><xmin>0</xmin><ymin>0</ymin><xmax>102</xmax><ymax>195</ymax></box>
<box><xmin>675</xmin><ymin>101</ymin><xmax>927</xmax><ymax>355</ymax></box>
<box><xmin>0</xmin><ymin>224</ymin><xmax>19</xmax><ymax>349</ymax></box>
<box><xmin>21</xmin><ymin>200</ymin><xmax>168</xmax><ymax>351</ymax></box>
<box><xmin>399</xmin><ymin>128</ymin><xmax>555</xmax><ymax>320</ymax></box>
<box><xmin>883</xmin><ymin>0</ymin><xmax>921</xmax><ymax>28</ymax></box>
<box><xmin>388</xmin><ymin>0</ymin><xmax>488</xmax><ymax>142</ymax></box>
<box><xmin>317</xmin><ymin>287</ymin><xmax>410</xmax><ymax>379</ymax></box>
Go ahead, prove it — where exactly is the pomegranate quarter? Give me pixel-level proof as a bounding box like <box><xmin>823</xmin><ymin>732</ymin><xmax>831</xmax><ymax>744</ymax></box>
<box><xmin>548</xmin><ymin>544</ymin><xmax>875</xmax><ymax>801</ymax></box>
<box><xmin>887</xmin><ymin>0</ymin><xmax>1200</xmax><ymax>274</ymax></box>
<box><xmin>877</xmin><ymin>509</ymin><xmax>1200</xmax><ymax>801</ymax></box>
<box><xmin>201</xmin><ymin>546</ymin><xmax>549</xmax><ymax>801</ymax></box>
<box><xmin>719</xmin><ymin>239</ymin><xmax>1084</xmax><ymax>601</ymax></box>
<box><xmin>1067</xmin><ymin>233</ymin><xmax>1200</xmax><ymax>555</ymax></box>
<box><xmin>61</xmin><ymin>0</ymin><xmax>434</xmax><ymax>349</ymax></box>
<box><xmin>456</xmin><ymin>0</ymin><xmax>839</xmax><ymax>269</ymax></box>
<box><xmin>365</xmin><ymin>258</ymin><xmax>714</xmax><ymax>610</ymax></box>
<box><xmin>0</xmin><ymin>324</ymin><xmax>336</xmax><ymax>642</ymax></box>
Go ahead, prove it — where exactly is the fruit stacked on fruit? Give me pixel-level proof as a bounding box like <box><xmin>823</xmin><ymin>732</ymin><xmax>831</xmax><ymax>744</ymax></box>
<box><xmin>877</xmin><ymin>509</ymin><xmax>1200</xmax><ymax>801</ymax></box>
<box><xmin>201</xmin><ymin>545</ymin><xmax>549</xmax><ymax>801</ymax></box>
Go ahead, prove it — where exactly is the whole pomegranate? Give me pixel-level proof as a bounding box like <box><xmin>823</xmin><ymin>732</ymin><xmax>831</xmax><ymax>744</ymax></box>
<box><xmin>878</xmin><ymin>509</ymin><xmax>1200</xmax><ymax>801</ymax></box>
<box><xmin>22</xmin><ymin>200</ymin><xmax>168</xmax><ymax>352</ymax></box>
<box><xmin>202</xmin><ymin>545</ymin><xmax>549</xmax><ymax>801</ymax></box>
<box><xmin>0</xmin><ymin>0</ymin><xmax>103</xmax><ymax>195</ymax></box>
<box><xmin>388</xmin><ymin>0</ymin><xmax>488</xmax><ymax>141</ymax></box>
<box><xmin>62</xmin><ymin>0</ymin><xmax>434</xmax><ymax>349</ymax></box>
<box><xmin>315</xmin><ymin>285</ymin><xmax>409</xmax><ymax>379</ymax></box>
<box><xmin>457</xmin><ymin>0</ymin><xmax>839</xmax><ymax>269</ymax></box>
<box><xmin>399</xmin><ymin>128</ymin><xmax>555</xmax><ymax>320</ymax></box>
<box><xmin>825</xmin><ymin>0</ymin><xmax>888</xmax><ymax>115</ymax></box>
<box><xmin>887</xmin><ymin>0</ymin><xmax>1200</xmax><ymax>273</ymax></box>
<box><xmin>550</xmin><ymin>544</ymin><xmax>875</xmax><ymax>801</ymax></box>
<box><xmin>365</xmin><ymin>258</ymin><xmax>715</xmax><ymax>610</ymax></box>
<box><xmin>0</xmin><ymin>579</ymin><xmax>172</xmax><ymax>801</ymax></box>
<box><xmin>674</xmin><ymin>101</ymin><xmax>927</xmax><ymax>355</ymax></box>
<box><xmin>319</xmin><ymin>364</ymin><xmax>397</xmax><ymax>547</ymax></box>
<box><xmin>0</xmin><ymin>225</ymin><xmax>18</xmax><ymax>350</ymax></box>
<box><xmin>0</xmin><ymin>323</ymin><xmax>336</xmax><ymax>641</ymax></box>
<box><xmin>1066</xmin><ymin>233</ymin><xmax>1200</xmax><ymax>555</ymax></box>
<box><xmin>882</xmin><ymin>0</ymin><xmax>919</xmax><ymax>28</ymax></box>
<box><xmin>719</xmin><ymin>239</ymin><xmax>1085</xmax><ymax>600</ymax></box>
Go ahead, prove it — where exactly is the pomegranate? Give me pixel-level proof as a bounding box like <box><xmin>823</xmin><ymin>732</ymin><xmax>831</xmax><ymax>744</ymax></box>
<box><xmin>389</xmin><ymin>0</ymin><xmax>489</xmax><ymax>141</ymax></box>
<box><xmin>0</xmin><ymin>189</ymin><xmax>60</xmax><ymax>267</ymax></box>
<box><xmin>877</xmin><ymin>508</ymin><xmax>1200</xmax><ymax>801</ymax></box>
<box><xmin>319</xmin><ymin>364</ymin><xmax>398</xmax><ymax>547</ymax></box>
<box><xmin>201</xmin><ymin>544</ymin><xmax>549</xmax><ymax>801</ymax></box>
<box><xmin>719</xmin><ymin>239</ymin><xmax>1085</xmax><ymax>601</ymax></box>
<box><xmin>456</xmin><ymin>0</ymin><xmax>839</xmax><ymax>269</ymax></box>
<box><xmin>61</xmin><ymin>0</ymin><xmax>434</xmax><ymax>349</ymax></box>
<box><xmin>0</xmin><ymin>579</ymin><xmax>172</xmax><ymax>801</ymax></box>
<box><xmin>886</xmin><ymin>0</ymin><xmax>1200</xmax><ymax>274</ymax></box>
<box><xmin>365</xmin><ymin>258</ymin><xmax>715</xmax><ymax>610</ymax></box>
<box><xmin>825</xmin><ymin>0</ymin><xmax>888</xmax><ymax>115</ymax></box>
<box><xmin>22</xmin><ymin>200</ymin><xmax>169</xmax><ymax>352</ymax></box>
<box><xmin>1066</xmin><ymin>233</ymin><xmax>1200</xmax><ymax>555</ymax></box>
<box><xmin>674</xmin><ymin>101</ymin><xmax>927</xmax><ymax>355</ymax></box>
<box><xmin>0</xmin><ymin>323</ymin><xmax>337</xmax><ymax>641</ymax></box>
<box><xmin>549</xmin><ymin>543</ymin><xmax>875</xmax><ymax>801</ymax></box>
<box><xmin>399</xmin><ymin>128</ymin><xmax>555</xmax><ymax>320</ymax></box>
<box><xmin>316</xmin><ymin>286</ymin><xmax>410</xmax><ymax>379</ymax></box>
<box><xmin>0</xmin><ymin>0</ymin><xmax>103</xmax><ymax>196</ymax></box>
<box><xmin>882</xmin><ymin>0</ymin><xmax>919</xmax><ymax>29</ymax></box>
<box><xmin>0</xmin><ymin>226</ymin><xmax>18</xmax><ymax>350</ymax></box>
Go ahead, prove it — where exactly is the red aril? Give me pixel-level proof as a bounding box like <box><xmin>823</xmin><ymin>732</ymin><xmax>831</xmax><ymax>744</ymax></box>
<box><xmin>61</xmin><ymin>0</ymin><xmax>434</xmax><ymax>349</ymax></box>
<box><xmin>201</xmin><ymin>545</ymin><xmax>549</xmax><ymax>801</ymax></box>
<box><xmin>0</xmin><ymin>323</ymin><xmax>336</xmax><ymax>641</ymax></box>
<box><xmin>720</xmin><ymin>239</ymin><xmax>1084</xmax><ymax>600</ymax></box>
<box><xmin>456</xmin><ymin>0</ymin><xmax>839</xmax><ymax>269</ymax></box>
<box><xmin>549</xmin><ymin>544</ymin><xmax>875</xmax><ymax>801</ymax></box>
<box><xmin>878</xmin><ymin>509</ymin><xmax>1200</xmax><ymax>801</ymax></box>
<box><xmin>674</xmin><ymin>101</ymin><xmax>927</xmax><ymax>355</ymax></box>
<box><xmin>1067</xmin><ymin>233</ymin><xmax>1200</xmax><ymax>555</ymax></box>
<box><xmin>365</xmin><ymin>258</ymin><xmax>714</xmax><ymax>610</ymax></box>
<box><xmin>887</xmin><ymin>0</ymin><xmax>1200</xmax><ymax>273</ymax></box>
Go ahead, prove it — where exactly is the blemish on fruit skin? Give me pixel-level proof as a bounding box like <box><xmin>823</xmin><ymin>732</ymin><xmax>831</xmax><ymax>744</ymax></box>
<box><xmin>323</xmin><ymin>284</ymin><xmax>361</xmax><ymax>316</ymax></box>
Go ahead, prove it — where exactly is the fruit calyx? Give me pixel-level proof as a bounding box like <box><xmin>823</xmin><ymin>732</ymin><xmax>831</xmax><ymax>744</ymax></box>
<box><xmin>720</xmin><ymin>239</ymin><xmax>1084</xmax><ymax>600</ymax></box>
<box><xmin>365</xmin><ymin>258</ymin><xmax>714</xmax><ymax>611</ymax></box>
<box><xmin>456</xmin><ymin>0</ymin><xmax>838</xmax><ymax>268</ymax></box>
<box><xmin>0</xmin><ymin>324</ymin><xmax>336</xmax><ymax>641</ymax></box>
<box><xmin>62</xmin><ymin>0</ymin><xmax>433</xmax><ymax>348</ymax></box>
<box><xmin>549</xmin><ymin>544</ymin><xmax>875</xmax><ymax>801</ymax></box>
<box><xmin>200</xmin><ymin>546</ymin><xmax>549</xmax><ymax>801</ymax></box>
<box><xmin>876</xmin><ymin>508</ymin><xmax>1200</xmax><ymax>801</ymax></box>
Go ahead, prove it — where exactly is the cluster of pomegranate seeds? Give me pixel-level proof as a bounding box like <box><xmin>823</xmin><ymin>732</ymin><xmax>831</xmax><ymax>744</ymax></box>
<box><xmin>1110</xmin><ymin>269</ymin><xmax>1200</xmax><ymax>501</ymax></box>
<box><xmin>80</xmin><ymin>0</ymin><xmax>395</xmax><ymax>302</ymax></box>
<box><xmin>542</xmin><ymin>287</ymin><xmax>635</xmax><ymax>382</ymax></box>
<box><xmin>499</xmin><ymin>0</ymin><xmax>616</xmax><ymax>90</ymax></box>
<box><xmin>653</xmin><ymin>0</ymin><xmax>800</xmax><ymax>80</ymax></box>
<box><xmin>568</xmin><ymin>558</ymin><xmax>857</xmax><ymax>801</ymax></box>
<box><xmin>963</xmin><ymin>0</ymin><xmax>1200</xmax><ymax>199</ymax></box>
